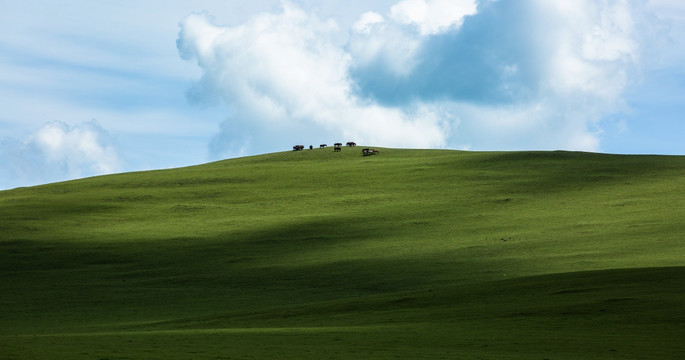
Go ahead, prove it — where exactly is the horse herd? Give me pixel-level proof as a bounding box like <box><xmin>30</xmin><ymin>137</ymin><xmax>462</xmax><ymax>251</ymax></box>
<box><xmin>292</xmin><ymin>142</ymin><xmax>378</xmax><ymax>156</ymax></box>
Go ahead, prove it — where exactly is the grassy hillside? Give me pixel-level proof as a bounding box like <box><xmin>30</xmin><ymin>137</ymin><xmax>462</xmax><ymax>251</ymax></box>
<box><xmin>1</xmin><ymin>148</ymin><xmax>684</xmax><ymax>359</ymax></box>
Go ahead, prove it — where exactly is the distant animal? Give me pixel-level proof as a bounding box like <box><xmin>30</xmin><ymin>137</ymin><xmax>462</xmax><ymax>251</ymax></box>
<box><xmin>293</xmin><ymin>145</ymin><xmax>305</xmax><ymax>151</ymax></box>
<box><xmin>320</xmin><ymin>144</ymin><xmax>327</xmax><ymax>148</ymax></box>
<box><xmin>346</xmin><ymin>142</ymin><xmax>356</xmax><ymax>147</ymax></box>
<box><xmin>334</xmin><ymin>142</ymin><xmax>342</xmax><ymax>147</ymax></box>
<box><xmin>362</xmin><ymin>148</ymin><xmax>379</xmax><ymax>156</ymax></box>
<box><xmin>334</xmin><ymin>146</ymin><xmax>341</xmax><ymax>152</ymax></box>
<box><xmin>309</xmin><ymin>145</ymin><xmax>313</xmax><ymax>150</ymax></box>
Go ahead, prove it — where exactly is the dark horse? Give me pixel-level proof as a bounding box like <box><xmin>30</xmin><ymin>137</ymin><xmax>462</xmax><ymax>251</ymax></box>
<box><xmin>320</xmin><ymin>144</ymin><xmax>327</xmax><ymax>148</ymax></box>
<box><xmin>334</xmin><ymin>146</ymin><xmax>341</xmax><ymax>152</ymax></box>
<box><xmin>346</xmin><ymin>142</ymin><xmax>356</xmax><ymax>147</ymax></box>
<box><xmin>293</xmin><ymin>145</ymin><xmax>305</xmax><ymax>151</ymax></box>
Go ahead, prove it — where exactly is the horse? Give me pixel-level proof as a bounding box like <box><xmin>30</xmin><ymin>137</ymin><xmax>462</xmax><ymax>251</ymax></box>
<box><xmin>320</xmin><ymin>144</ymin><xmax>327</xmax><ymax>148</ymax></box>
<box><xmin>293</xmin><ymin>145</ymin><xmax>305</xmax><ymax>151</ymax></box>
<box><xmin>346</xmin><ymin>142</ymin><xmax>356</xmax><ymax>147</ymax></box>
<box><xmin>334</xmin><ymin>142</ymin><xmax>342</xmax><ymax>147</ymax></box>
<box><xmin>334</xmin><ymin>146</ymin><xmax>341</xmax><ymax>152</ymax></box>
<box><xmin>362</xmin><ymin>148</ymin><xmax>379</xmax><ymax>156</ymax></box>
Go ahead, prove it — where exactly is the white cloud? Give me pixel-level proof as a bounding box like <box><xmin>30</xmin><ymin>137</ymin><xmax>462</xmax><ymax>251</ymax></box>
<box><xmin>178</xmin><ymin>5</ymin><xmax>350</xmax><ymax>122</ymax></box>
<box><xmin>177</xmin><ymin>2</ymin><xmax>450</xmax><ymax>157</ymax></box>
<box><xmin>348</xmin><ymin>0</ymin><xmax>476</xmax><ymax>77</ymax></box>
<box><xmin>352</xmin><ymin>11</ymin><xmax>385</xmax><ymax>34</ymax></box>
<box><xmin>389</xmin><ymin>0</ymin><xmax>477</xmax><ymax>35</ymax></box>
<box><xmin>176</xmin><ymin>0</ymin><xmax>674</xmax><ymax>157</ymax></box>
<box><xmin>540</xmin><ymin>0</ymin><xmax>641</xmax><ymax>100</ymax></box>
<box><xmin>348</xmin><ymin>0</ymin><xmax>663</xmax><ymax>152</ymax></box>
<box><xmin>348</xmin><ymin>14</ymin><xmax>423</xmax><ymax>77</ymax></box>
<box><xmin>0</xmin><ymin>120</ymin><xmax>122</xmax><ymax>189</ymax></box>
<box><xmin>31</xmin><ymin>121</ymin><xmax>122</xmax><ymax>174</ymax></box>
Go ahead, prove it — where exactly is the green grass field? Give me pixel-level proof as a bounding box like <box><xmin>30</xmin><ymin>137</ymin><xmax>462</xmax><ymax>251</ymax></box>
<box><xmin>2</xmin><ymin>148</ymin><xmax>684</xmax><ymax>359</ymax></box>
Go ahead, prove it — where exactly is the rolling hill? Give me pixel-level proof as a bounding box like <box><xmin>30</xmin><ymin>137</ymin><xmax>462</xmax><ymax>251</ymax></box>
<box><xmin>2</xmin><ymin>148</ymin><xmax>684</xmax><ymax>359</ymax></box>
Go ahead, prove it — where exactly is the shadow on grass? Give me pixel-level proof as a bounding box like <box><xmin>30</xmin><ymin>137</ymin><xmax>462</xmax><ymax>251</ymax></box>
<box><xmin>462</xmin><ymin>151</ymin><xmax>685</xmax><ymax>195</ymax></box>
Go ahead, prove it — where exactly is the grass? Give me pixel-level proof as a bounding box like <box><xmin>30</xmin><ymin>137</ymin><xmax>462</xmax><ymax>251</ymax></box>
<box><xmin>1</xmin><ymin>147</ymin><xmax>685</xmax><ymax>359</ymax></box>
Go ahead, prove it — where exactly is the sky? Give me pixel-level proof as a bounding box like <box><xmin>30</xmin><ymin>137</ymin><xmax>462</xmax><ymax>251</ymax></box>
<box><xmin>1</xmin><ymin>0</ymin><xmax>684</xmax><ymax>190</ymax></box>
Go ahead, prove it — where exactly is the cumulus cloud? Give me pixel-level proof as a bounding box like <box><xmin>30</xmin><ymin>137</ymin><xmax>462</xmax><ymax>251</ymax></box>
<box><xmin>349</xmin><ymin>0</ymin><xmax>660</xmax><ymax>151</ymax></box>
<box><xmin>177</xmin><ymin>2</ymin><xmax>450</xmax><ymax>157</ymax></box>
<box><xmin>178</xmin><ymin>0</ymin><xmax>666</xmax><ymax>156</ymax></box>
<box><xmin>389</xmin><ymin>0</ymin><xmax>477</xmax><ymax>35</ymax></box>
<box><xmin>0</xmin><ymin>120</ymin><xmax>122</xmax><ymax>189</ymax></box>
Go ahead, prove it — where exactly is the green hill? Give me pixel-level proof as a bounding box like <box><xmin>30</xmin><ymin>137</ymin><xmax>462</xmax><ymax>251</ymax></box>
<box><xmin>2</xmin><ymin>148</ymin><xmax>684</xmax><ymax>359</ymax></box>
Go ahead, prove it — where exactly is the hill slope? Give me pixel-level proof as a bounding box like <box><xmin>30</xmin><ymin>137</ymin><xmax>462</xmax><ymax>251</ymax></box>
<box><xmin>2</xmin><ymin>148</ymin><xmax>685</xmax><ymax>359</ymax></box>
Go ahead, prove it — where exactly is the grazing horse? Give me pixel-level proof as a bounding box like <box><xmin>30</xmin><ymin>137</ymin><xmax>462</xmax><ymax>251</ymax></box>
<box><xmin>320</xmin><ymin>144</ymin><xmax>327</xmax><ymax>148</ymax></box>
<box><xmin>293</xmin><ymin>145</ymin><xmax>305</xmax><ymax>151</ymax></box>
<box><xmin>362</xmin><ymin>148</ymin><xmax>379</xmax><ymax>156</ymax></box>
<box><xmin>334</xmin><ymin>146</ymin><xmax>341</xmax><ymax>152</ymax></box>
<box><xmin>334</xmin><ymin>142</ymin><xmax>342</xmax><ymax>147</ymax></box>
<box><xmin>346</xmin><ymin>142</ymin><xmax>356</xmax><ymax>147</ymax></box>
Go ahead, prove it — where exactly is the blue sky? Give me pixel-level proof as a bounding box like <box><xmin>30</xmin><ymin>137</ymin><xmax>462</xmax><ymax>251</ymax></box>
<box><xmin>1</xmin><ymin>0</ymin><xmax>684</xmax><ymax>189</ymax></box>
